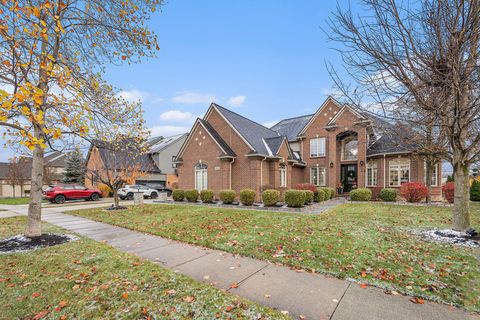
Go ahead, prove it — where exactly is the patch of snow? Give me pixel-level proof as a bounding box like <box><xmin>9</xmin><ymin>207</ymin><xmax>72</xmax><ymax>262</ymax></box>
<box><xmin>421</xmin><ymin>229</ymin><xmax>479</xmax><ymax>248</ymax></box>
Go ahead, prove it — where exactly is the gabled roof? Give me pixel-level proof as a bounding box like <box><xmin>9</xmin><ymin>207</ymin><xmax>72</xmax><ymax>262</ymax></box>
<box><xmin>326</xmin><ymin>105</ymin><xmax>367</xmax><ymax>126</ymax></box>
<box><xmin>206</xmin><ymin>103</ymin><xmax>279</xmax><ymax>155</ymax></box>
<box><xmin>298</xmin><ymin>96</ymin><xmax>344</xmax><ymax>136</ymax></box>
<box><xmin>149</xmin><ymin>133</ymin><xmax>187</xmax><ymax>154</ymax></box>
<box><xmin>263</xmin><ymin>136</ymin><xmax>285</xmax><ymax>156</ymax></box>
<box><xmin>270</xmin><ymin>114</ymin><xmax>314</xmax><ymax>141</ymax></box>
<box><xmin>92</xmin><ymin>140</ymin><xmax>161</xmax><ymax>173</ymax></box>
<box><xmin>176</xmin><ymin>118</ymin><xmax>237</xmax><ymax>160</ymax></box>
<box><xmin>199</xmin><ymin>119</ymin><xmax>236</xmax><ymax>157</ymax></box>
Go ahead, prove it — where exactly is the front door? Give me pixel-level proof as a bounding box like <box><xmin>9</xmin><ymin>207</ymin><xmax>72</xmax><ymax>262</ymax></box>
<box><xmin>341</xmin><ymin>164</ymin><xmax>358</xmax><ymax>192</ymax></box>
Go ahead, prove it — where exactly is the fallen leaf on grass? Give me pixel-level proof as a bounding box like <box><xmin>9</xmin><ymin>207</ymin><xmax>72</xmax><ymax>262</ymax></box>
<box><xmin>31</xmin><ymin>292</ymin><xmax>41</xmax><ymax>298</ymax></box>
<box><xmin>183</xmin><ymin>296</ymin><xmax>195</xmax><ymax>303</ymax></box>
<box><xmin>33</xmin><ymin>309</ymin><xmax>49</xmax><ymax>319</ymax></box>
<box><xmin>122</xmin><ymin>292</ymin><xmax>129</xmax><ymax>299</ymax></box>
<box><xmin>410</xmin><ymin>297</ymin><xmax>425</xmax><ymax>304</ymax></box>
<box><xmin>55</xmin><ymin>300</ymin><xmax>68</xmax><ymax>312</ymax></box>
<box><xmin>165</xmin><ymin>289</ymin><xmax>176</xmax><ymax>295</ymax></box>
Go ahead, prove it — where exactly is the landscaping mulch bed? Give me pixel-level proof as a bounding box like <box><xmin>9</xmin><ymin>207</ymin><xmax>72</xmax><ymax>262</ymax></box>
<box><xmin>421</xmin><ymin>229</ymin><xmax>479</xmax><ymax>248</ymax></box>
<box><xmin>0</xmin><ymin>233</ymin><xmax>78</xmax><ymax>254</ymax></box>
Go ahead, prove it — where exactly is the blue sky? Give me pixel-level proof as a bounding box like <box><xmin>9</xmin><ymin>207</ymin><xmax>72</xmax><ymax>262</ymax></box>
<box><xmin>1</xmin><ymin>0</ymin><xmax>349</xmax><ymax>161</ymax></box>
<box><xmin>105</xmin><ymin>0</ymin><xmax>345</xmax><ymax>135</ymax></box>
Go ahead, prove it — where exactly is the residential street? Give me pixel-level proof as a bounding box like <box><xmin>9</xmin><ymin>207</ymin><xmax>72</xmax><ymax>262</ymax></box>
<box><xmin>1</xmin><ymin>202</ymin><xmax>477</xmax><ymax>320</ymax></box>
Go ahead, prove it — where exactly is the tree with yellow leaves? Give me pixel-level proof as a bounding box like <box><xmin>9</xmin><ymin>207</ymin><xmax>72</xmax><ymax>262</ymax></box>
<box><xmin>0</xmin><ymin>0</ymin><xmax>163</xmax><ymax>237</ymax></box>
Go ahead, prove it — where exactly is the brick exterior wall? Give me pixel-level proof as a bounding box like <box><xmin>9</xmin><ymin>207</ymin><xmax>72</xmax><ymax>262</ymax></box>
<box><xmin>177</xmin><ymin>101</ymin><xmax>443</xmax><ymax>201</ymax></box>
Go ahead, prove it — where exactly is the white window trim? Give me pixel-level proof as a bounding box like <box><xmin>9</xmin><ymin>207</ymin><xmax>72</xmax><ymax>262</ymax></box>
<box><xmin>366</xmin><ymin>161</ymin><xmax>378</xmax><ymax>187</ymax></box>
<box><xmin>310</xmin><ymin>137</ymin><xmax>326</xmax><ymax>158</ymax></box>
<box><xmin>279</xmin><ymin>164</ymin><xmax>287</xmax><ymax>188</ymax></box>
<box><xmin>310</xmin><ymin>167</ymin><xmax>326</xmax><ymax>186</ymax></box>
<box><xmin>389</xmin><ymin>158</ymin><xmax>411</xmax><ymax>187</ymax></box>
<box><xmin>194</xmin><ymin>164</ymin><xmax>208</xmax><ymax>191</ymax></box>
<box><xmin>424</xmin><ymin>161</ymin><xmax>438</xmax><ymax>187</ymax></box>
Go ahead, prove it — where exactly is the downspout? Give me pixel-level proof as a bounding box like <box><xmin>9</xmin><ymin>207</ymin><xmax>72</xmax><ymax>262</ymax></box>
<box><xmin>260</xmin><ymin>157</ymin><xmax>267</xmax><ymax>200</ymax></box>
<box><xmin>229</xmin><ymin>158</ymin><xmax>235</xmax><ymax>190</ymax></box>
<box><xmin>383</xmin><ymin>154</ymin><xmax>386</xmax><ymax>188</ymax></box>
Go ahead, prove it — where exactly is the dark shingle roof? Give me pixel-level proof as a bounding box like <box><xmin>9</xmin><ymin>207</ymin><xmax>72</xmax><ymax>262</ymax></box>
<box><xmin>270</xmin><ymin>114</ymin><xmax>314</xmax><ymax>141</ymax></box>
<box><xmin>93</xmin><ymin>140</ymin><xmax>161</xmax><ymax>173</ymax></box>
<box><xmin>264</xmin><ymin>136</ymin><xmax>285</xmax><ymax>156</ymax></box>
<box><xmin>213</xmin><ymin>104</ymin><xmax>279</xmax><ymax>155</ymax></box>
<box><xmin>149</xmin><ymin>133</ymin><xmax>187</xmax><ymax>154</ymax></box>
<box><xmin>44</xmin><ymin>151</ymin><xmax>66</xmax><ymax>167</ymax></box>
<box><xmin>199</xmin><ymin>119</ymin><xmax>236</xmax><ymax>157</ymax></box>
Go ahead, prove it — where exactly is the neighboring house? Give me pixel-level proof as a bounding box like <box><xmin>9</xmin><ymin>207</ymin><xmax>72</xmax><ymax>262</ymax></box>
<box><xmin>175</xmin><ymin>97</ymin><xmax>443</xmax><ymax>200</ymax></box>
<box><xmin>85</xmin><ymin>135</ymin><xmax>186</xmax><ymax>188</ymax></box>
<box><xmin>148</xmin><ymin>133</ymin><xmax>188</xmax><ymax>187</ymax></box>
<box><xmin>0</xmin><ymin>151</ymin><xmax>66</xmax><ymax>198</ymax></box>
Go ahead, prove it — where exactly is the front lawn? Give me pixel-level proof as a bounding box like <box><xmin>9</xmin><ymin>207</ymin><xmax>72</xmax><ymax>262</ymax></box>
<box><xmin>0</xmin><ymin>197</ymin><xmax>31</xmax><ymax>205</ymax></box>
<box><xmin>0</xmin><ymin>217</ymin><xmax>286</xmax><ymax>320</ymax></box>
<box><xmin>70</xmin><ymin>202</ymin><xmax>480</xmax><ymax>312</ymax></box>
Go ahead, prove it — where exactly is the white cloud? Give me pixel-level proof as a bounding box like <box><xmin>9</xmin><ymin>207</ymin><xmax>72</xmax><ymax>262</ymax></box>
<box><xmin>117</xmin><ymin>89</ymin><xmax>150</xmax><ymax>103</ymax></box>
<box><xmin>149</xmin><ymin>125</ymin><xmax>191</xmax><ymax>137</ymax></box>
<box><xmin>160</xmin><ymin>110</ymin><xmax>195</xmax><ymax>122</ymax></box>
<box><xmin>117</xmin><ymin>89</ymin><xmax>163</xmax><ymax>104</ymax></box>
<box><xmin>172</xmin><ymin>91</ymin><xmax>216</xmax><ymax>105</ymax></box>
<box><xmin>321</xmin><ymin>87</ymin><xmax>342</xmax><ymax>97</ymax></box>
<box><xmin>262</xmin><ymin>120</ymin><xmax>279</xmax><ymax>128</ymax></box>
<box><xmin>228</xmin><ymin>95</ymin><xmax>246</xmax><ymax>107</ymax></box>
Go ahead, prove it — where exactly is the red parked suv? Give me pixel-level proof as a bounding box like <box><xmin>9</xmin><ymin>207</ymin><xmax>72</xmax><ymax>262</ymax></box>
<box><xmin>43</xmin><ymin>185</ymin><xmax>102</xmax><ymax>204</ymax></box>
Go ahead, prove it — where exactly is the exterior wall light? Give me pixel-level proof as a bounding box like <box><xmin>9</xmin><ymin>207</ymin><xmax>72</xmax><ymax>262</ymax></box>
<box><xmin>330</xmin><ymin>161</ymin><xmax>334</xmax><ymax>168</ymax></box>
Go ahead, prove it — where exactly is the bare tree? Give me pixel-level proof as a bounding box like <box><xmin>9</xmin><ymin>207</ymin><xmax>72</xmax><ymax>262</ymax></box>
<box><xmin>0</xmin><ymin>1</ymin><xmax>163</xmax><ymax>236</ymax></box>
<box><xmin>327</xmin><ymin>0</ymin><xmax>480</xmax><ymax>231</ymax></box>
<box><xmin>87</xmin><ymin>137</ymin><xmax>151</xmax><ymax>208</ymax></box>
<box><xmin>5</xmin><ymin>157</ymin><xmax>29</xmax><ymax>198</ymax></box>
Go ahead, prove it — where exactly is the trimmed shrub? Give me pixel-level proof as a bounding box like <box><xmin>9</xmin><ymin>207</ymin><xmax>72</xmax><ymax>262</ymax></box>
<box><xmin>379</xmin><ymin>188</ymin><xmax>397</xmax><ymax>202</ymax></box>
<box><xmin>470</xmin><ymin>179</ymin><xmax>480</xmax><ymax>201</ymax></box>
<box><xmin>400</xmin><ymin>182</ymin><xmax>428</xmax><ymax>203</ymax></box>
<box><xmin>200</xmin><ymin>189</ymin><xmax>214</xmax><ymax>203</ymax></box>
<box><xmin>328</xmin><ymin>188</ymin><xmax>336</xmax><ymax>199</ymax></box>
<box><xmin>172</xmin><ymin>189</ymin><xmax>185</xmax><ymax>202</ymax></box>
<box><xmin>262</xmin><ymin>189</ymin><xmax>280</xmax><ymax>206</ymax></box>
<box><xmin>240</xmin><ymin>189</ymin><xmax>256</xmax><ymax>206</ymax></box>
<box><xmin>304</xmin><ymin>190</ymin><xmax>314</xmax><ymax>204</ymax></box>
<box><xmin>442</xmin><ymin>182</ymin><xmax>454</xmax><ymax>203</ymax></box>
<box><xmin>284</xmin><ymin>190</ymin><xmax>306</xmax><ymax>208</ymax></box>
<box><xmin>185</xmin><ymin>189</ymin><xmax>199</xmax><ymax>202</ymax></box>
<box><xmin>220</xmin><ymin>190</ymin><xmax>236</xmax><ymax>204</ymax></box>
<box><xmin>315</xmin><ymin>188</ymin><xmax>326</xmax><ymax>202</ymax></box>
<box><xmin>319</xmin><ymin>188</ymin><xmax>330</xmax><ymax>200</ymax></box>
<box><xmin>350</xmin><ymin>188</ymin><xmax>372</xmax><ymax>201</ymax></box>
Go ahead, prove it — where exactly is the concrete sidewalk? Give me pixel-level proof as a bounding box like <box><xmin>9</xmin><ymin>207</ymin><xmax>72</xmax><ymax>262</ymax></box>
<box><xmin>1</xmin><ymin>203</ymin><xmax>478</xmax><ymax>320</ymax></box>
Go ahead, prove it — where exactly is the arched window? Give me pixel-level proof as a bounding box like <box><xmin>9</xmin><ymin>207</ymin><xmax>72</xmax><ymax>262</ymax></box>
<box><xmin>279</xmin><ymin>163</ymin><xmax>287</xmax><ymax>187</ymax></box>
<box><xmin>195</xmin><ymin>163</ymin><xmax>208</xmax><ymax>191</ymax></box>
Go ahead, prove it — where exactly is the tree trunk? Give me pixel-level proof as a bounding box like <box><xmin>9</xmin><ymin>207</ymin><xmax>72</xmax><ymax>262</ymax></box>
<box><xmin>453</xmin><ymin>161</ymin><xmax>470</xmax><ymax>231</ymax></box>
<box><xmin>25</xmin><ymin>126</ymin><xmax>44</xmax><ymax>237</ymax></box>
<box><xmin>425</xmin><ymin>161</ymin><xmax>432</xmax><ymax>203</ymax></box>
<box><xmin>114</xmin><ymin>189</ymin><xmax>119</xmax><ymax>207</ymax></box>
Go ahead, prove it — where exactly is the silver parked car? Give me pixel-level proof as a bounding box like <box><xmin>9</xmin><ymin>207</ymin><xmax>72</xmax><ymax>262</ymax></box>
<box><xmin>118</xmin><ymin>185</ymin><xmax>159</xmax><ymax>200</ymax></box>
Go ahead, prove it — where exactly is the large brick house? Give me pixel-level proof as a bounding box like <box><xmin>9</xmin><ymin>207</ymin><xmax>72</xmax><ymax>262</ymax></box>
<box><xmin>175</xmin><ymin>97</ymin><xmax>442</xmax><ymax>200</ymax></box>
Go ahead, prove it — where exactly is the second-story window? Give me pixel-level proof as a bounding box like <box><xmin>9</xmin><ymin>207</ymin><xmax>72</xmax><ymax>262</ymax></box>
<box><xmin>310</xmin><ymin>137</ymin><xmax>326</xmax><ymax>157</ymax></box>
<box><xmin>341</xmin><ymin>136</ymin><xmax>358</xmax><ymax>161</ymax></box>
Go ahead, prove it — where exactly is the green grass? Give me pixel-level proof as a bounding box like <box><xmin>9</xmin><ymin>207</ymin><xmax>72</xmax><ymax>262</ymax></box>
<box><xmin>0</xmin><ymin>217</ymin><xmax>287</xmax><ymax>320</ymax></box>
<box><xmin>70</xmin><ymin>202</ymin><xmax>480</xmax><ymax>312</ymax></box>
<box><xmin>0</xmin><ymin>197</ymin><xmax>31</xmax><ymax>205</ymax></box>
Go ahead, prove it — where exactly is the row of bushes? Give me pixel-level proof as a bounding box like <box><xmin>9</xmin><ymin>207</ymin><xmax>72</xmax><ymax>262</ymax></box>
<box><xmin>349</xmin><ymin>183</ymin><xmax>428</xmax><ymax>203</ymax></box>
<box><xmin>442</xmin><ymin>180</ymin><xmax>480</xmax><ymax>203</ymax></box>
<box><xmin>172</xmin><ymin>185</ymin><xmax>338</xmax><ymax>208</ymax></box>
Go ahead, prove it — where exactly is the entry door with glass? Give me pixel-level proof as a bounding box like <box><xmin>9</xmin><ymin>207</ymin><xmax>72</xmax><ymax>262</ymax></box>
<box><xmin>341</xmin><ymin>164</ymin><xmax>358</xmax><ymax>192</ymax></box>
